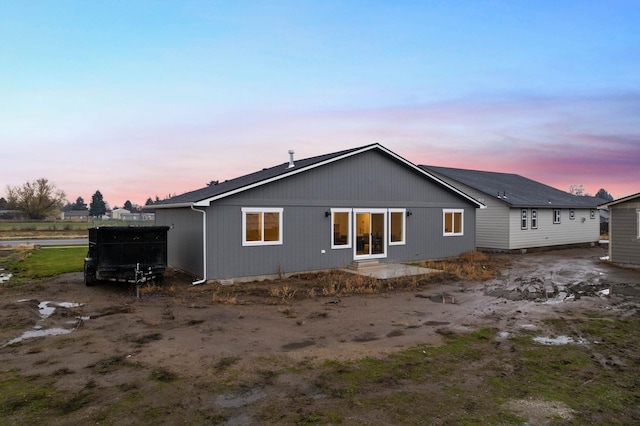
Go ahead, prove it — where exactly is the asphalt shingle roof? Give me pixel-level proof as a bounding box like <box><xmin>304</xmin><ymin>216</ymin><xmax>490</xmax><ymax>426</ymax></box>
<box><xmin>154</xmin><ymin>145</ymin><xmax>377</xmax><ymax>207</ymax></box>
<box><xmin>420</xmin><ymin>165</ymin><xmax>605</xmax><ymax>208</ymax></box>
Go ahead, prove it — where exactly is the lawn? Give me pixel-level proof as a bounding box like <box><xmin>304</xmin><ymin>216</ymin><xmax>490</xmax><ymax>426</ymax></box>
<box><xmin>7</xmin><ymin>246</ymin><xmax>86</xmax><ymax>278</ymax></box>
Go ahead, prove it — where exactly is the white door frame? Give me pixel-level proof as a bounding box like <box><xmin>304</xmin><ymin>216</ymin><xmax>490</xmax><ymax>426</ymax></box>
<box><xmin>353</xmin><ymin>208</ymin><xmax>387</xmax><ymax>260</ymax></box>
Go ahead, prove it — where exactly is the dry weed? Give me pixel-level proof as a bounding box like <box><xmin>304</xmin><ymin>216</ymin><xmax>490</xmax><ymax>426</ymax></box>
<box><xmin>420</xmin><ymin>250</ymin><xmax>496</xmax><ymax>281</ymax></box>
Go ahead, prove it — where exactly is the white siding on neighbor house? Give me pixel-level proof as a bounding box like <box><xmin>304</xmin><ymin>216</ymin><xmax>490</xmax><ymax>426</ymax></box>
<box><xmin>509</xmin><ymin>208</ymin><xmax>599</xmax><ymax>249</ymax></box>
<box><xmin>422</xmin><ymin>174</ymin><xmax>509</xmax><ymax>249</ymax></box>
<box><xmin>475</xmin><ymin>197</ymin><xmax>510</xmax><ymax>249</ymax></box>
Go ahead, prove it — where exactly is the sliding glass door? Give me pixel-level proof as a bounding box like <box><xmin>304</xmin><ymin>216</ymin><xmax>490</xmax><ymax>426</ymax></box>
<box><xmin>354</xmin><ymin>209</ymin><xmax>386</xmax><ymax>259</ymax></box>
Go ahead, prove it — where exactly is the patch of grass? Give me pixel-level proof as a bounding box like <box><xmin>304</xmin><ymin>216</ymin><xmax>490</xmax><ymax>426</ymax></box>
<box><xmin>8</xmin><ymin>246</ymin><xmax>85</xmax><ymax>278</ymax></box>
<box><xmin>88</xmin><ymin>355</ymin><xmax>143</xmax><ymax>374</ymax></box>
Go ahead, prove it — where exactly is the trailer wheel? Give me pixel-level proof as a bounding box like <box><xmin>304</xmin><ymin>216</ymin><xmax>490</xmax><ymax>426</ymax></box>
<box><xmin>84</xmin><ymin>264</ymin><xmax>96</xmax><ymax>287</ymax></box>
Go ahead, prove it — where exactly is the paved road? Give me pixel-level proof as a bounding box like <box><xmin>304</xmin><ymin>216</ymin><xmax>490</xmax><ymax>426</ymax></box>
<box><xmin>0</xmin><ymin>239</ymin><xmax>88</xmax><ymax>247</ymax></box>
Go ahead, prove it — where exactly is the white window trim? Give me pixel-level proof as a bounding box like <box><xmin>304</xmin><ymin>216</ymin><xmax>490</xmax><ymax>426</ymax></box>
<box><xmin>521</xmin><ymin>209</ymin><xmax>528</xmax><ymax>230</ymax></box>
<box><xmin>590</xmin><ymin>209</ymin><xmax>596</xmax><ymax>219</ymax></box>
<box><xmin>241</xmin><ymin>207</ymin><xmax>283</xmax><ymax>246</ymax></box>
<box><xmin>388</xmin><ymin>208</ymin><xmax>406</xmax><ymax>246</ymax></box>
<box><xmin>443</xmin><ymin>209</ymin><xmax>464</xmax><ymax>236</ymax></box>
<box><xmin>531</xmin><ymin>209</ymin><xmax>538</xmax><ymax>229</ymax></box>
<box><xmin>553</xmin><ymin>209</ymin><xmax>561</xmax><ymax>224</ymax></box>
<box><xmin>331</xmin><ymin>208</ymin><xmax>352</xmax><ymax>249</ymax></box>
<box><xmin>570</xmin><ymin>209</ymin><xmax>575</xmax><ymax>220</ymax></box>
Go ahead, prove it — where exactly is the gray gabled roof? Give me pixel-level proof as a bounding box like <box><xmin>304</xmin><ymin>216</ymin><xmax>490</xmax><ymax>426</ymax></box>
<box><xmin>153</xmin><ymin>144</ymin><xmax>484</xmax><ymax>209</ymax></box>
<box><xmin>420</xmin><ymin>165</ymin><xmax>605</xmax><ymax>208</ymax></box>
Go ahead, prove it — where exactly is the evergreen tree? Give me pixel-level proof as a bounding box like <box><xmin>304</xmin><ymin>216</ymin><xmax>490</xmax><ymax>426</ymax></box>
<box><xmin>89</xmin><ymin>190</ymin><xmax>107</xmax><ymax>217</ymax></box>
<box><xmin>72</xmin><ymin>196</ymin><xmax>87</xmax><ymax>210</ymax></box>
<box><xmin>123</xmin><ymin>200</ymin><xmax>133</xmax><ymax>211</ymax></box>
<box><xmin>595</xmin><ymin>188</ymin><xmax>614</xmax><ymax>202</ymax></box>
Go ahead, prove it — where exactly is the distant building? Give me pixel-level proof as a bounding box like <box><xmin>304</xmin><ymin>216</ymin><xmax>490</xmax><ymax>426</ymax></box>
<box><xmin>64</xmin><ymin>210</ymin><xmax>90</xmax><ymax>221</ymax></box>
<box><xmin>111</xmin><ymin>208</ymin><xmax>130</xmax><ymax>220</ymax></box>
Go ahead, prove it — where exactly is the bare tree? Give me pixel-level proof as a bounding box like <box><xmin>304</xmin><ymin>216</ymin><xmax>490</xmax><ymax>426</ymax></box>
<box><xmin>568</xmin><ymin>184</ymin><xmax>589</xmax><ymax>196</ymax></box>
<box><xmin>6</xmin><ymin>178</ymin><xmax>66</xmax><ymax>220</ymax></box>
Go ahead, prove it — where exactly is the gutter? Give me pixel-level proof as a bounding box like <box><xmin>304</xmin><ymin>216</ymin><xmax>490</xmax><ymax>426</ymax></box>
<box><xmin>190</xmin><ymin>204</ymin><xmax>207</xmax><ymax>285</ymax></box>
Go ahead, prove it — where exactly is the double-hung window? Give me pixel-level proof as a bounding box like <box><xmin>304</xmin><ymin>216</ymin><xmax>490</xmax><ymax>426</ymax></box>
<box><xmin>521</xmin><ymin>209</ymin><xmax>528</xmax><ymax>229</ymax></box>
<box><xmin>553</xmin><ymin>209</ymin><xmax>561</xmax><ymax>224</ymax></box>
<box><xmin>242</xmin><ymin>208</ymin><xmax>283</xmax><ymax>246</ymax></box>
<box><xmin>531</xmin><ymin>209</ymin><xmax>538</xmax><ymax>229</ymax></box>
<box><xmin>570</xmin><ymin>209</ymin><xmax>575</xmax><ymax>220</ymax></box>
<box><xmin>443</xmin><ymin>209</ymin><xmax>464</xmax><ymax>236</ymax></box>
<box><xmin>331</xmin><ymin>209</ymin><xmax>352</xmax><ymax>249</ymax></box>
<box><xmin>389</xmin><ymin>208</ymin><xmax>406</xmax><ymax>245</ymax></box>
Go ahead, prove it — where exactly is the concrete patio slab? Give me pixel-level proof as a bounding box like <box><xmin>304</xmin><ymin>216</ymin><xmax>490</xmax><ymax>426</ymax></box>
<box><xmin>342</xmin><ymin>263</ymin><xmax>440</xmax><ymax>279</ymax></box>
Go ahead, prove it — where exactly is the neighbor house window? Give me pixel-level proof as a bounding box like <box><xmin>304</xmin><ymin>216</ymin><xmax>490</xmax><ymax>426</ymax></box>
<box><xmin>570</xmin><ymin>209</ymin><xmax>575</xmax><ymax>220</ymax></box>
<box><xmin>521</xmin><ymin>209</ymin><xmax>528</xmax><ymax>230</ymax></box>
<box><xmin>242</xmin><ymin>208</ymin><xmax>283</xmax><ymax>246</ymax></box>
<box><xmin>553</xmin><ymin>209</ymin><xmax>561</xmax><ymax>224</ymax></box>
<box><xmin>443</xmin><ymin>209</ymin><xmax>464</xmax><ymax>236</ymax></box>
<box><xmin>389</xmin><ymin>208</ymin><xmax>406</xmax><ymax>245</ymax></box>
<box><xmin>331</xmin><ymin>209</ymin><xmax>352</xmax><ymax>249</ymax></box>
<box><xmin>591</xmin><ymin>209</ymin><xmax>596</xmax><ymax>219</ymax></box>
<box><xmin>531</xmin><ymin>209</ymin><xmax>538</xmax><ymax>229</ymax></box>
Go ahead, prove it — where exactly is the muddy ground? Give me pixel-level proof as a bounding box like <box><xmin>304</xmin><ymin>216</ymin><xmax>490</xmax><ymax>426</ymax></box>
<box><xmin>1</xmin><ymin>246</ymin><xmax>639</xmax><ymax>425</ymax></box>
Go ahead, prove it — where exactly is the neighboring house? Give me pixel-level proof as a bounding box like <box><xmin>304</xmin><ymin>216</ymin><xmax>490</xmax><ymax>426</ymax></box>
<box><xmin>64</xmin><ymin>210</ymin><xmax>90</xmax><ymax>221</ymax></box>
<box><xmin>599</xmin><ymin>193</ymin><xmax>640</xmax><ymax>267</ymax></box>
<box><xmin>111</xmin><ymin>208</ymin><xmax>130</xmax><ymax>220</ymax></box>
<box><xmin>121</xmin><ymin>212</ymin><xmax>156</xmax><ymax>221</ymax></box>
<box><xmin>420</xmin><ymin>166</ymin><xmax>603</xmax><ymax>251</ymax></box>
<box><xmin>152</xmin><ymin>144</ymin><xmax>484</xmax><ymax>283</ymax></box>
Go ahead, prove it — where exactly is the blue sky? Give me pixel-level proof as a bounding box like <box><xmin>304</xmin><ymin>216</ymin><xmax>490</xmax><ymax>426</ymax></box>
<box><xmin>1</xmin><ymin>1</ymin><xmax>638</xmax><ymax>207</ymax></box>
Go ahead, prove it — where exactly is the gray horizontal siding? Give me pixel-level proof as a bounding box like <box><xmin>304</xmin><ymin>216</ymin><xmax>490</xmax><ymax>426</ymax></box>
<box><xmin>610</xmin><ymin>201</ymin><xmax>640</xmax><ymax>265</ymax></box>
<box><xmin>155</xmin><ymin>208</ymin><xmax>203</xmax><ymax>277</ymax></box>
<box><xmin>161</xmin><ymin>149</ymin><xmax>478</xmax><ymax>279</ymax></box>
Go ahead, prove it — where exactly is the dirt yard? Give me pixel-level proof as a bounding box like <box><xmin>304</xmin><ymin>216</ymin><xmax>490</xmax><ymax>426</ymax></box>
<box><xmin>1</xmin><ymin>246</ymin><xmax>639</xmax><ymax>425</ymax></box>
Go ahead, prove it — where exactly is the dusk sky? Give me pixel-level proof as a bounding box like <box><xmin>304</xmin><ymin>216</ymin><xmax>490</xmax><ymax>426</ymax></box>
<box><xmin>2</xmin><ymin>1</ymin><xmax>639</xmax><ymax>208</ymax></box>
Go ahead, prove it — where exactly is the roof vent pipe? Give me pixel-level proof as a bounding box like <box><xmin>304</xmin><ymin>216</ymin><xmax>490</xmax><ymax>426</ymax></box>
<box><xmin>288</xmin><ymin>150</ymin><xmax>295</xmax><ymax>168</ymax></box>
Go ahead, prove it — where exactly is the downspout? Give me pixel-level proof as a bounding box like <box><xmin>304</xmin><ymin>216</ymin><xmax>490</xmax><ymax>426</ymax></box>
<box><xmin>190</xmin><ymin>204</ymin><xmax>207</xmax><ymax>285</ymax></box>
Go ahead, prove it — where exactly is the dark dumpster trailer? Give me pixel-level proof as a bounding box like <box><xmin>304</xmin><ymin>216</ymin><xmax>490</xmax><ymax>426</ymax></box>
<box><xmin>83</xmin><ymin>226</ymin><xmax>170</xmax><ymax>286</ymax></box>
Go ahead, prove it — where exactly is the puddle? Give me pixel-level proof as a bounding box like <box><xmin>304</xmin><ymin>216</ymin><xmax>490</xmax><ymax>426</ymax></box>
<box><xmin>424</xmin><ymin>321</ymin><xmax>450</xmax><ymax>326</ymax></box>
<box><xmin>0</xmin><ymin>269</ymin><xmax>12</xmax><ymax>283</ymax></box>
<box><xmin>428</xmin><ymin>294</ymin><xmax>456</xmax><ymax>304</ymax></box>
<box><xmin>4</xmin><ymin>328</ymin><xmax>74</xmax><ymax>346</ymax></box>
<box><xmin>281</xmin><ymin>340</ymin><xmax>316</xmax><ymax>350</ymax></box>
<box><xmin>352</xmin><ymin>332</ymin><xmax>380</xmax><ymax>342</ymax></box>
<box><xmin>38</xmin><ymin>301</ymin><xmax>83</xmax><ymax>317</ymax></box>
<box><xmin>533</xmin><ymin>336</ymin><xmax>587</xmax><ymax>345</ymax></box>
<box><xmin>215</xmin><ymin>389</ymin><xmax>266</xmax><ymax>408</ymax></box>
<box><xmin>1</xmin><ymin>300</ymin><xmax>86</xmax><ymax>347</ymax></box>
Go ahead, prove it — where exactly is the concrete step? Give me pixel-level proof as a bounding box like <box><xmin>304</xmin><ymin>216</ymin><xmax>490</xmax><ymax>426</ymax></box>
<box><xmin>347</xmin><ymin>260</ymin><xmax>387</xmax><ymax>271</ymax></box>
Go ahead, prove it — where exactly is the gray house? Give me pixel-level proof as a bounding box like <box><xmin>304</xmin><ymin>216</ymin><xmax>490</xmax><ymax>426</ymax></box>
<box><xmin>153</xmin><ymin>144</ymin><xmax>483</xmax><ymax>283</ymax></box>
<box><xmin>599</xmin><ymin>193</ymin><xmax>640</xmax><ymax>267</ymax></box>
<box><xmin>420</xmin><ymin>166</ymin><xmax>602</xmax><ymax>251</ymax></box>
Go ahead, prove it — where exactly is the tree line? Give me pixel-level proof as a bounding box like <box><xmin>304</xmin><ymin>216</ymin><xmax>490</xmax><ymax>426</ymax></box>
<box><xmin>1</xmin><ymin>178</ymin><xmax>617</xmax><ymax>221</ymax></box>
<box><xmin>1</xmin><ymin>178</ymin><xmax>169</xmax><ymax>220</ymax></box>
